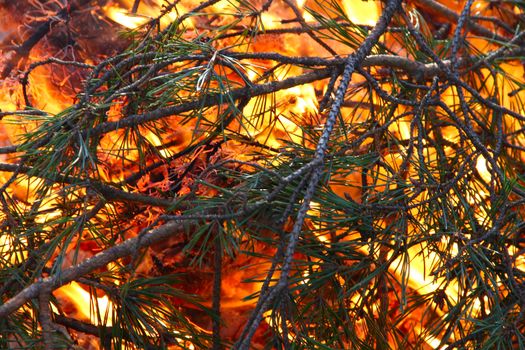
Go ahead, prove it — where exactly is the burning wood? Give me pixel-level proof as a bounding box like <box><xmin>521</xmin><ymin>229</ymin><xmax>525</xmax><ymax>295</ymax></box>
<box><xmin>0</xmin><ymin>0</ymin><xmax>524</xmax><ymax>349</ymax></box>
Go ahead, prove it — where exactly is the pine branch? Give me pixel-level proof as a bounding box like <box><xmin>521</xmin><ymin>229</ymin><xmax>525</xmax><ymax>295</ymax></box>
<box><xmin>235</xmin><ymin>0</ymin><xmax>403</xmax><ymax>346</ymax></box>
<box><xmin>0</xmin><ymin>220</ymin><xmax>185</xmax><ymax>319</ymax></box>
<box><xmin>1</xmin><ymin>0</ymin><xmax>524</xmax><ymax>348</ymax></box>
<box><xmin>414</xmin><ymin>0</ymin><xmax>518</xmax><ymax>43</ymax></box>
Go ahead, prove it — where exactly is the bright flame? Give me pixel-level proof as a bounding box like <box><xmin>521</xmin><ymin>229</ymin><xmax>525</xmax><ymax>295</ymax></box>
<box><xmin>342</xmin><ymin>0</ymin><xmax>381</xmax><ymax>26</ymax></box>
<box><xmin>54</xmin><ymin>281</ymin><xmax>114</xmax><ymax>326</ymax></box>
<box><xmin>105</xmin><ymin>7</ymin><xmax>149</xmax><ymax>29</ymax></box>
<box><xmin>0</xmin><ymin>0</ymin><xmax>524</xmax><ymax>348</ymax></box>
<box><xmin>105</xmin><ymin>0</ymin><xmax>194</xmax><ymax>30</ymax></box>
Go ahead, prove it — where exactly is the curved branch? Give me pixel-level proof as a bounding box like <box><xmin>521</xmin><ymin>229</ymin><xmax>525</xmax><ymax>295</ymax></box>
<box><xmin>0</xmin><ymin>220</ymin><xmax>184</xmax><ymax>319</ymax></box>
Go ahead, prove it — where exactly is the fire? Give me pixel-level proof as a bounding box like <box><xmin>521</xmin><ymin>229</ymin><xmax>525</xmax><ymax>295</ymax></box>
<box><xmin>242</xmin><ymin>85</ymin><xmax>317</xmax><ymax>148</ymax></box>
<box><xmin>342</xmin><ymin>0</ymin><xmax>381</xmax><ymax>25</ymax></box>
<box><xmin>105</xmin><ymin>0</ymin><xmax>195</xmax><ymax>29</ymax></box>
<box><xmin>0</xmin><ymin>0</ymin><xmax>524</xmax><ymax>349</ymax></box>
<box><xmin>105</xmin><ymin>7</ymin><xmax>150</xmax><ymax>29</ymax></box>
<box><xmin>54</xmin><ymin>281</ymin><xmax>114</xmax><ymax>326</ymax></box>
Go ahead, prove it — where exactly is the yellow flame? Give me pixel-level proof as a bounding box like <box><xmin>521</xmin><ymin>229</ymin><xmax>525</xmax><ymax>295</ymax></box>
<box><xmin>242</xmin><ymin>84</ymin><xmax>317</xmax><ymax>148</ymax></box>
<box><xmin>105</xmin><ymin>7</ymin><xmax>149</xmax><ymax>29</ymax></box>
<box><xmin>0</xmin><ymin>234</ymin><xmax>27</xmax><ymax>264</ymax></box>
<box><xmin>296</xmin><ymin>0</ymin><xmax>316</xmax><ymax>22</ymax></box>
<box><xmin>260</xmin><ymin>12</ymin><xmax>282</xmax><ymax>30</ymax></box>
<box><xmin>0</xmin><ymin>0</ymin><xmax>522</xmax><ymax>348</ymax></box>
<box><xmin>54</xmin><ymin>281</ymin><xmax>114</xmax><ymax>326</ymax></box>
<box><xmin>342</xmin><ymin>0</ymin><xmax>381</xmax><ymax>26</ymax></box>
<box><xmin>105</xmin><ymin>1</ymin><xmax>194</xmax><ymax>30</ymax></box>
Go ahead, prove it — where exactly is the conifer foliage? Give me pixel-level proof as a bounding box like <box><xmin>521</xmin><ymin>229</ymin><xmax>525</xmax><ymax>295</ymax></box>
<box><xmin>0</xmin><ymin>0</ymin><xmax>524</xmax><ymax>348</ymax></box>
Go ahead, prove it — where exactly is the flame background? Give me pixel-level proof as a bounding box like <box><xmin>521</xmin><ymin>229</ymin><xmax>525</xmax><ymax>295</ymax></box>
<box><xmin>0</xmin><ymin>0</ymin><xmax>524</xmax><ymax>349</ymax></box>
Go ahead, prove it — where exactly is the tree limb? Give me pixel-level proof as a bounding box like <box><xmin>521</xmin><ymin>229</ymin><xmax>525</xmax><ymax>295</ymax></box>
<box><xmin>0</xmin><ymin>220</ymin><xmax>185</xmax><ymax>319</ymax></box>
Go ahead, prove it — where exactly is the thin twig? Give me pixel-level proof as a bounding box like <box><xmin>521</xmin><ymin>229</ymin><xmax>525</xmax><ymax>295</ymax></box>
<box><xmin>212</xmin><ymin>223</ymin><xmax>223</xmax><ymax>350</ymax></box>
<box><xmin>413</xmin><ymin>0</ymin><xmax>513</xmax><ymax>43</ymax></box>
<box><xmin>131</xmin><ymin>0</ymin><xmax>141</xmax><ymax>14</ymax></box>
<box><xmin>1</xmin><ymin>0</ymin><xmax>92</xmax><ymax>78</ymax></box>
<box><xmin>38</xmin><ymin>286</ymin><xmax>54</xmax><ymax>350</ymax></box>
<box><xmin>282</xmin><ymin>0</ymin><xmax>338</xmax><ymax>56</ymax></box>
<box><xmin>0</xmin><ymin>162</ymin><xmax>176</xmax><ymax>208</ymax></box>
<box><xmin>0</xmin><ymin>220</ymin><xmax>185</xmax><ymax>319</ymax></box>
<box><xmin>234</xmin><ymin>0</ymin><xmax>403</xmax><ymax>346</ymax></box>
